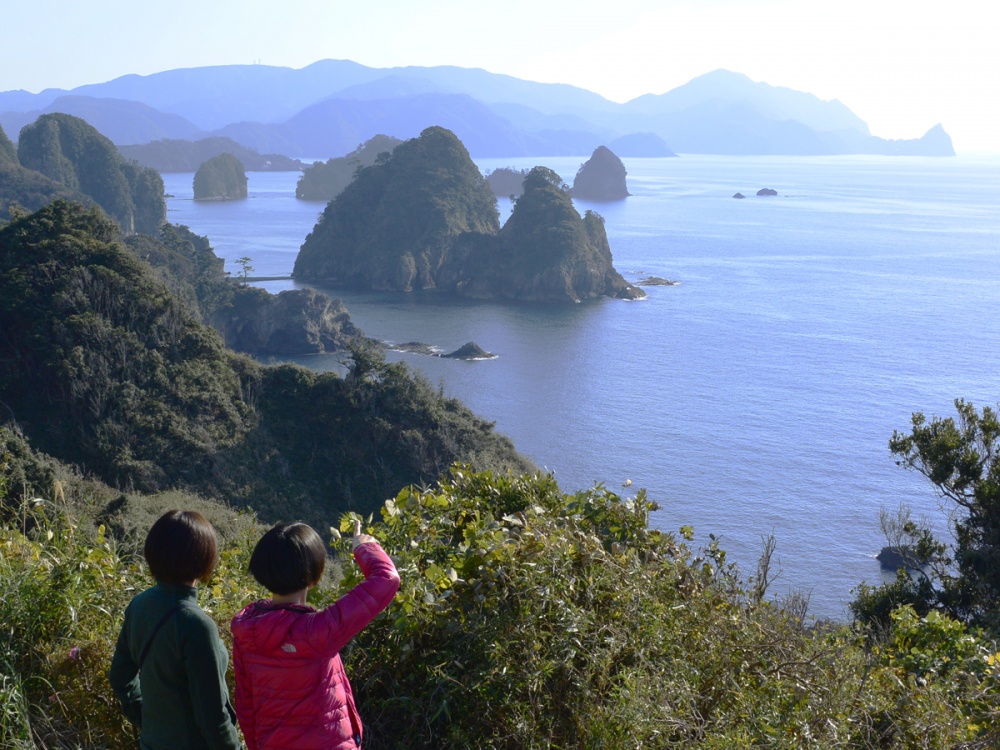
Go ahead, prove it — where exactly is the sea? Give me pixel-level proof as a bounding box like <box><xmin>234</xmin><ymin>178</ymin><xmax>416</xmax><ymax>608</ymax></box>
<box><xmin>161</xmin><ymin>154</ymin><xmax>1000</xmax><ymax>620</ymax></box>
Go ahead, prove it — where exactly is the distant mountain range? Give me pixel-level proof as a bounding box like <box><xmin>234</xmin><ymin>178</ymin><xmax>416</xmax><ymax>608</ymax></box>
<box><xmin>0</xmin><ymin>61</ymin><xmax>954</xmax><ymax>159</ymax></box>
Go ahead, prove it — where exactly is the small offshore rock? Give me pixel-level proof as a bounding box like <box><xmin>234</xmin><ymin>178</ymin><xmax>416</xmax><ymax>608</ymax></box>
<box><xmin>733</xmin><ymin>192</ymin><xmax>745</xmax><ymax>199</ymax></box>
<box><xmin>876</xmin><ymin>545</ymin><xmax>923</xmax><ymax>570</ymax></box>
<box><xmin>439</xmin><ymin>341</ymin><xmax>496</xmax><ymax>360</ymax></box>
<box><xmin>756</xmin><ymin>187</ymin><xmax>778</xmax><ymax>196</ymax></box>
<box><xmin>636</xmin><ymin>276</ymin><xmax>679</xmax><ymax>286</ymax></box>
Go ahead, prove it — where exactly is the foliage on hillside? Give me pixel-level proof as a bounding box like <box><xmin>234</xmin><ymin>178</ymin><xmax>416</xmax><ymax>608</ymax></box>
<box><xmin>296</xmin><ymin>134</ymin><xmax>403</xmax><ymax>201</ymax></box>
<box><xmin>118</xmin><ymin>137</ymin><xmax>301</xmax><ymax>173</ymax></box>
<box><xmin>0</xmin><ymin>162</ymin><xmax>94</xmax><ymax>222</ymax></box>
<box><xmin>193</xmin><ymin>153</ymin><xmax>248</xmax><ymax>200</ymax></box>
<box><xmin>294</xmin><ymin>128</ymin><xmax>641</xmax><ymax>302</ymax></box>
<box><xmin>0</xmin><ymin>123</ymin><xmax>17</xmax><ymax>165</ymax></box>
<box><xmin>0</xmin><ymin>201</ymin><xmax>532</xmax><ymax>527</ymax></box>
<box><xmin>3</xmin><ymin>456</ymin><xmax>999</xmax><ymax>749</ymax></box>
<box><xmin>484</xmin><ymin>166</ymin><xmax>530</xmax><ymax>197</ymax></box>
<box><xmin>15</xmin><ymin>114</ymin><xmax>165</xmax><ymax>234</ymax></box>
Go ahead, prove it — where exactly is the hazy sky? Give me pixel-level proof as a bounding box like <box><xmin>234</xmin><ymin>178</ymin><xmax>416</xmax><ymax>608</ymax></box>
<box><xmin>3</xmin><ymin>0</ymin><xmax>997</xmax><ymax>153</ymax></box>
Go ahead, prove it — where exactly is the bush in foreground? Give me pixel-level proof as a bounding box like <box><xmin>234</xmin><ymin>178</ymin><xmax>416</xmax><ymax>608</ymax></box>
<box><xmin>3</xmin><ymin>461</ymin><xmax>1000</xmax><ymax>749</ymax></box>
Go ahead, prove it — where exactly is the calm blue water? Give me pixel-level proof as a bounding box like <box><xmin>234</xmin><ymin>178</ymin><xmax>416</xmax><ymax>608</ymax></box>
<box><xmin>162</xmin><ymin>155</ymin><xmax>1000</xmax><ymax>620</ymax></box>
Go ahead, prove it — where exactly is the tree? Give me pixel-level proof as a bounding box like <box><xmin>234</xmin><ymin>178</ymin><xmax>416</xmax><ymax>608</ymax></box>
<box><xmin>235</xmin><ymin>256</ymin><xmax>254</xmax><ymax>282</ymax></box>
<box><xmin>857</xmin><ymin>399</ymin><xmax>1000</xmax><ymax>631</ymax></box>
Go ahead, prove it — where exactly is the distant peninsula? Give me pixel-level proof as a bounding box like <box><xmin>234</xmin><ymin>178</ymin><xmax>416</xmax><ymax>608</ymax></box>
<box><xmin>118</xmin><ymin>137</ymin><xmax>302</xmax><ymax>173</ymax></box>
<box><xmin>296</xmin><ymin>134</ymin><xmax>402</xmax><ymax>201</ymax></box>
<box><xmin>293</xmin><ymin>127</ymin><xmax>643</xmax><ymax>303</ymax></box>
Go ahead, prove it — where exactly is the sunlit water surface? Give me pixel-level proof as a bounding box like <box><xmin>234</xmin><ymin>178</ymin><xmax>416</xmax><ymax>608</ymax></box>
<box><xmin>162</xmin><ymin>154</ymin><xmax>1000</xmax><ymax>619</ymax></box>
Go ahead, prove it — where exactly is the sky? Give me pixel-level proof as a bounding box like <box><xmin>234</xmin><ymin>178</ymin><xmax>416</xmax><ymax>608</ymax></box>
<box><xmin>2</xmin><ymin>0</ymin><xmax>998</xmax><ymax>153</ymax></box>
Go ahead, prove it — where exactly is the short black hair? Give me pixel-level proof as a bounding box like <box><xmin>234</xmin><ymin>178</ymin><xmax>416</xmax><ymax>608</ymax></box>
<box><xmin>249</xmin><ymin>523</ymin><xmax>327</xmax><ymax>595</ymax></box>
<box><xmin>144</xmin><ymin>510</ymin><xmax>219</xmax><ymax>585</ymax></box>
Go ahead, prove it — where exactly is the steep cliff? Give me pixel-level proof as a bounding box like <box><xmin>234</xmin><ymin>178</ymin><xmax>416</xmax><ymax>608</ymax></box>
<box><xmin>571</xmin><ymin>146</ymin><xmax>630</xmax><ymax>201</ymax></box>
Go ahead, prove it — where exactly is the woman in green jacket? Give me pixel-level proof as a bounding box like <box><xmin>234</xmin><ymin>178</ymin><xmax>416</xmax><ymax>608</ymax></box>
<box><xmin>109</xmin><ymin>510</ymin><xmax>242</xmax><ymax>750</ymax></box>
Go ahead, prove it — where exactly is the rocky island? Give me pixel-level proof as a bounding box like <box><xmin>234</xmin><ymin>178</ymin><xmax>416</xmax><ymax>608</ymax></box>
<box><xmin>293</xmin><ymin>127</ymin><xmax>643</xmax><ymax>303</ymax></box>
<box><xmin>193</xmin><ymin>153</ymin><xmax>248</xmax><ymax>200</ymax></box>
<box><xmin>571</xmin><ymin>146</ymin><xmax>630</xmax><ymax>201</ymax></box>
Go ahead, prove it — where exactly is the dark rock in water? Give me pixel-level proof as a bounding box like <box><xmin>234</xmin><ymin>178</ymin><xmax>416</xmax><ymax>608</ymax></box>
<box><xmin>636</xmin><ymin>276</ymin><xmax>679</xmax><ymax>286</ymax></box>
<box><xmin>756</xmin><ymin>187</ymin><xmax>778</xmax><ymax>196</ymax></box>
<box><xmin>440</xmin><ymin>341</ymin><xmax>495</xmax><ymax>360</ymax></box>
<box><xmin>212</xmin><ymin>287</ymin><xmax>362</xmax><ymax>355</ymax></box>
<box><xmin>386</xmin><ymin>341</ymin><xmax>439</xmax><ymax>356</ymax></box>
<box><xmin>877</xmin><ymin>545</ymin><xmax>923</xmax><ymax>570</ymax></box>
<box><xmin>733</xmin><ymin>192</ymin><xmax>745</xmax><ymax>199</ymax></box>
<box><xmin>571</xmin><ymin>145</ymin><xmax>630</xmax><ymax>201</ymax></box>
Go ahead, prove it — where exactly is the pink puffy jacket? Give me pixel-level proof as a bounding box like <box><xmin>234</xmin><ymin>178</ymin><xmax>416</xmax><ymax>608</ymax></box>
<box><xmin>231</xmin><ymin>542</ymin><xmax>400</xmax><ymax>750</ymax></box>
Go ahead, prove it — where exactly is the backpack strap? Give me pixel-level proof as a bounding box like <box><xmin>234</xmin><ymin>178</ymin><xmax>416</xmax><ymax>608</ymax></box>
<box><xmin>137</xmin><ymin>600</ymin><xmax>192</xmax><ymax>669</ymax></box>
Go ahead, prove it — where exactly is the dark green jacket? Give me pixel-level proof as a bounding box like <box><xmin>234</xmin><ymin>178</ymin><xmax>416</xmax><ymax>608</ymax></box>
<box><xmin>109</xmin><ymin>583</ymin><xmax>242</xmax><ymax>750</ymax></box>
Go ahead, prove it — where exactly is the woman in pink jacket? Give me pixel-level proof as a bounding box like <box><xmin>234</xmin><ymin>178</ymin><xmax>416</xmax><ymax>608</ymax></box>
<box><xmin>231</xmin><ymin>520</ymin><xmax>399</xmax><ymax>750</ymax></box>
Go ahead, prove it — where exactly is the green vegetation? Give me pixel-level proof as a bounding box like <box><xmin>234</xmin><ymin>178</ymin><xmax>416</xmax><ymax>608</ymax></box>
<box><xmin>193</xmin><ymin>153</ymin><xmax>248</xmax><ymax>201</ymax></box>
<box><xmin>296</xmin><ymin>135</ymin><xmax>403</xmax><ymax>201</ymax></box>
<box><xmin>852</xmin><ymin>400</ymin><xmax>1000</xmax><ymax>634</ymax></box>
<box><xmin>118</xmin><ymin>137</ymin><xmax>301</xmax><ymax>173</ymax></box>
<box><xmin>16</xmin><ymin>113</ymin><xmax>164</xmax><ymax>234</ymax></box>
<box><xmin>0</xmin><ymin>201</ymin><xmax>532</xmax><ymax>528</ymax></box>
<box><xmin>295</xmin><ymin>126</ymin><xmax>500</xmax><ymax>291</ymax></box>
<box><xmin>4</xmin><ymin>453</ymin><xmax>1000</xmax><ymax>749</ymax></box>
<box><xmin>0</xmin><ymin>123</ymin><xmax>17</xmax><ymax>165</ymax></box>
<box><xmin>294</xmin><ymin>128</ymin><xmax>641</xmax><ymax>302</ymax></box>
<box><xmin>484</xmin><ymin>166</ymin><xmax>530</xmax><ymax>197</ymax></box>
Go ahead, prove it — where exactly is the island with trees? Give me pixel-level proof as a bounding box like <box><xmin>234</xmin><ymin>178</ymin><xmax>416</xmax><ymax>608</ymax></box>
<box><xmin>296</xmin><ymin>134</ymin><xmax>402</xmax><ymax>201</ymax></box>
<box><xmin>294</xmin><ymin>127</ymin><xmax>643</xmax><ymax>303</ymax></box>
<box><xmin>571</xmin><ymin>145</ymin><xmax>630</xmax><ymax>201</ymax></box>
<box><xmin>193</xmin><ymin>153</ymin><xmax>248</xmax><ymax>200</ymax></box>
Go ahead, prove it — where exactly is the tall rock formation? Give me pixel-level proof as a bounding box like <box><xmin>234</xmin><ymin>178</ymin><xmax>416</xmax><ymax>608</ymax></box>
<box><xmin>294</xmin><ymin>126</ymin><xmax>500</xmax><ymax>291</ymax></box>
<box><xmin>16</xmin><ymin>113</ymin><xmax>165</xmax><ymax>234</ymax></box>
<box><xmin>294</xmin><ymin>128</ymin><xmax>640</xmax><ymax>303</ymax></box>
<box><xmin>571</xmin><ymin>146</ymin><xmax>630</xmax><ymax>201</ymax></box>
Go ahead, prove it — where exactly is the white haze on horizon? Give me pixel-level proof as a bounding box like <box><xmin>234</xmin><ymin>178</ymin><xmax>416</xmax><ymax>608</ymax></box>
<box><xmin>2</xmin><ymin>0</ymin><xmax>997</xmax><ymax>153</ymax></box>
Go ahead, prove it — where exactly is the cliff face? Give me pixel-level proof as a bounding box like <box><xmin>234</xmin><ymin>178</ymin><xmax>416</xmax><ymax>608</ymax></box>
<box><xmin>294</xmin><ymin>129</ymin><xmax>639</xmax><ymax>303</ymax></box>
<box><xmin>16</xmin><ymin>113</ymin><xmax>165</xmax><ymax>234</ymax></box>
<box><xmin>209</xmin><ymin>287</ymin><xmax>362</xmax><ymax>355</ymax></box>
<box><xmin>571</xmin><ymin>146</ymin><xmax>630</xmax><ymax>201</ymax></box>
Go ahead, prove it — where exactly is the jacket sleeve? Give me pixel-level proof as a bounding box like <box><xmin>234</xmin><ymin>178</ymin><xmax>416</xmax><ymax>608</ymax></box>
<box><xmin>231</xmin><ymin>637</ymin><xmax>256</xmax><ymax>750</ymax></box>
<box><xmin>182</xmin><ymin>611</ymin><xmax>243</xmax><ymax>750</ymax></box>
<box><xmin>107</xmin><ymin>604</ymin><xmax>143</xmax><ymax>728</ymax></box>
<box><xmin>310</xmin><ymin>541</ymin><xmax>400</xmax><ymax>654</ymax></box>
